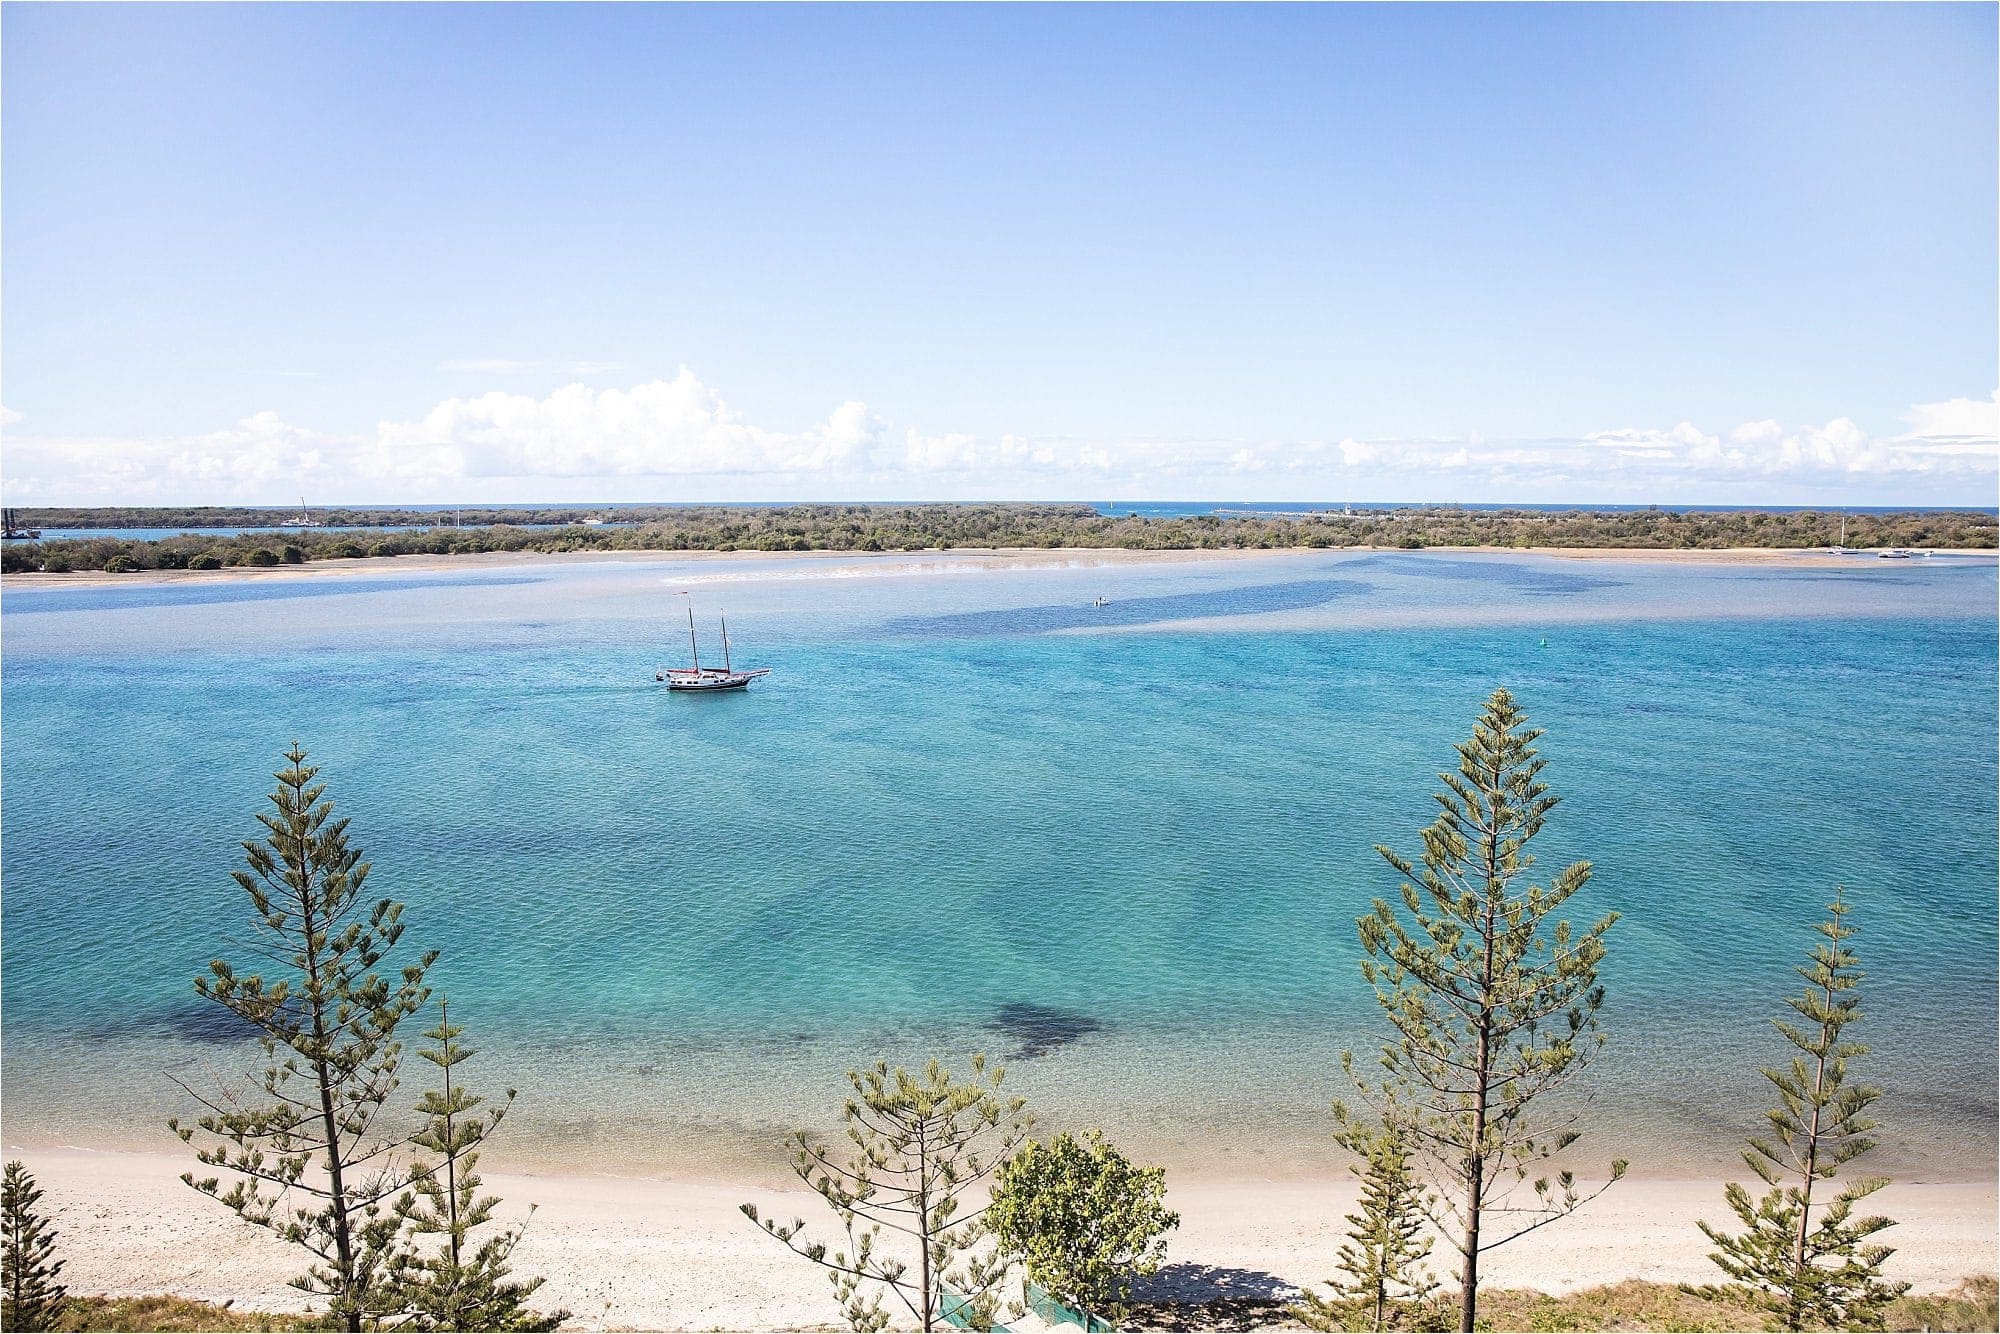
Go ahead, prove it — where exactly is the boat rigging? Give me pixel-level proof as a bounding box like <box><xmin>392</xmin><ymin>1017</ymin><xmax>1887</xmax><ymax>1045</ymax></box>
<box><xmin>658</xmin><ymin>604</ymin><xmax>772</xmax><ymax>692</ymax></box>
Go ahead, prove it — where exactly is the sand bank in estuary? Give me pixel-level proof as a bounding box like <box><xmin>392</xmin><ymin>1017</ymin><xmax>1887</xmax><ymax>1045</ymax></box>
<box><xmin>5</xmin><ymin>543</ymin><xmax>1993</xmax><ymax>590</ymax></box>
<box><xmin>9</xmin><ymin>1147</ymin><xmax>1994</xmax><ymax>1331</ymax></box>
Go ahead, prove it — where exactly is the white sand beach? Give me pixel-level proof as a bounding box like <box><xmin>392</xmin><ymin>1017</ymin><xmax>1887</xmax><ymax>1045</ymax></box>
<box><xmin>8</xmin><ymin>1146</ymin><xmax>1993</xmax><ymax>1331</ymax></box>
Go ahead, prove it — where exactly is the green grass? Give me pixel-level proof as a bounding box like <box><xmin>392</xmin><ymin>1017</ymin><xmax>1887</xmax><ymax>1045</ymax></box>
<box><xmin>1494</xmin><ymin>1277</ymin><xmax>1997</xmax><ymax>1332</ymax></box>
<box><xmin>55</xmin><ymin>1295</ymin><xmax>329</xmax><ymax>1332</ymax></box>
<box><xmin>1474</xmin><ymin>1277</ymin><xmax>2000</xmax><ymax>1333</ymax></box>
<box><xmin>47</xmin><ymin>1277</ymin><xmax>2000</xmax><ymax>1331</ymax></box>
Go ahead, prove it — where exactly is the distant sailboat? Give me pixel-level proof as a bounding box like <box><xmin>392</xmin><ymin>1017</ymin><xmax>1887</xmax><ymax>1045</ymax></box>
<box><xmin>279</xmin><ymin>496</ymin><xmax>324</xmax><ymax>528</ymax></box>
<box><xmin>1</xmin><ymin>508</ymin><xmax>40</xmax><ymax>540</ymax></box>
<box><xmin>658</xmin><ymin>605</ymin><xmax>771</xmax><ymax>691</ymax></box>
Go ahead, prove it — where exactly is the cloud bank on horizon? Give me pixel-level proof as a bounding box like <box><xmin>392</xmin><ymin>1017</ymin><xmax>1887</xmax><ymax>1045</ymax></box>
<box><xmin>2</xmin><ymin>371</ymin><xmax>1994</xmax><ymax>508</ymax></box>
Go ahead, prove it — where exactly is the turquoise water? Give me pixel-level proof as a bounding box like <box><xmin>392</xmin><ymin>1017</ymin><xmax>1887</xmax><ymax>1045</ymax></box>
<box><xmin>2</xmin><ymin>550</ymin><xmax>1994</xmax><ymax>1182</ymax></box>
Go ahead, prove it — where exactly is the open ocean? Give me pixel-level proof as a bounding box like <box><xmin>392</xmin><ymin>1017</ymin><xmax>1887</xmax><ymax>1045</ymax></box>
<box><xmin>2</xmin><ymin>549</ymin><xmax>1994</xmax><ymax>1183</ymax></box>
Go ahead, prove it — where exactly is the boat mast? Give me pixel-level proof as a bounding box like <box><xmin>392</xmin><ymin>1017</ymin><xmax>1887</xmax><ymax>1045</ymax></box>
<box><xmin>721</xmin><ymin>614</ymin><xmax>732</xmax><ymax>673</ymax></box>
<box><xmin>687</xmin><ymin>604</ymin><xmax>701</xmax><ymax>673</ymax></box>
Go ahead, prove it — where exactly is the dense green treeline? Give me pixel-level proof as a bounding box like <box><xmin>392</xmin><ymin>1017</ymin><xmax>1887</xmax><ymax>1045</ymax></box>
<box><xmin>2</xmin><ymin>504</ymin><xmax>1993</xmax><ymax>574</ymax></box>
<box><xmin>9</xmin><ymin>506</ymin><xmax>678</xmax><ymax>530</ymax></box>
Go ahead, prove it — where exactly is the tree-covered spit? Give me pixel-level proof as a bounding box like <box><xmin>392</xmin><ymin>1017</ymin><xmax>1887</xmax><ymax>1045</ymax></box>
<box><xmin>3</xmin><ymin>503</ymin><xmax>1992</xmax><ymax>573</ymax></box>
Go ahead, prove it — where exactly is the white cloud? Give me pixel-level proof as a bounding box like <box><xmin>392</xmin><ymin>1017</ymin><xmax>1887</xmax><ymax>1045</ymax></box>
<box><xmin>0</xmin><ymin>404</ymin><xmax>22</xmax><ymax>426</ymax></box>
<box><xmin>372</xmin><ymin>371</ymin><xmax>883</xmax><ymax>479</ymax></box>
<box><xmin>2</xmin><ymin>372</ymin><xmax>1995</xmax><ymax>505</ymax></box>
<box><xmin>1896</xmin><ymin>390</ymin><xmax>2000</xmax><ymax>457</ymax></box>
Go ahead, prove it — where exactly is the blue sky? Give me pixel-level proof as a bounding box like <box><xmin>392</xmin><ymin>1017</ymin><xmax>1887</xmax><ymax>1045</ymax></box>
<box><xmin>3</xmin><ymin>2</ymin><xmax>1995</xmax><ymax>505</ymax></box>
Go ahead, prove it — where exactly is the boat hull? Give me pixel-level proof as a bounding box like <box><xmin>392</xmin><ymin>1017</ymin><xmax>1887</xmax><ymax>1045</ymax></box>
<box><xmin>658</xmin><ymin>667</ymin><xmax>770</xmax><ymax>691</ymax></box>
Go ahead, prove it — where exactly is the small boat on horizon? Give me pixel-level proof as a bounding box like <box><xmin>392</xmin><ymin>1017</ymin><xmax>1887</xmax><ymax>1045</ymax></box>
<box><xmin>279</xmin><ymin>496</ymin><xmax>324</xmax><ymax>529</ymax></box>
<box><xmin>1875</xmin><ymin>548</ymin><xmax>1912</xmax><ymax>560</ymax></box>
<box><xmin>658</xmin><ymin>605</ymin><xmax>771</xmax><ymax>692</ymax></box>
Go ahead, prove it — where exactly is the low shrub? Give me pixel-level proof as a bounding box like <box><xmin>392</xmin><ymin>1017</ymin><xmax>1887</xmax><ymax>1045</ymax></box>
<box><xmin>56</xmin><ymin>1293</ymin><xmax>322</xmax><ymax>1331</ymax></box>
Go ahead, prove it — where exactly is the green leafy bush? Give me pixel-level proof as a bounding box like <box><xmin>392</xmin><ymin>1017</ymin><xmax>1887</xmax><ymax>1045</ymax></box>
<box><xmin>988</xmin><ymin>1130</ymin><xmax>1178</xmax><ymax>1330</ymax></box>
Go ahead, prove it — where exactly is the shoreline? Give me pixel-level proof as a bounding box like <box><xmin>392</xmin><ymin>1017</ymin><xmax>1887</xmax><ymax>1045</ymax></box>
<box><xmin>6</xmin><ymin>1146</ymin><xmax>1993</xmax><ymax>1330</ymax></box>
<box><xmin>5</xmin><ymin>543</ymin><xmax>1995</xmax><ymax>590</ymax></box>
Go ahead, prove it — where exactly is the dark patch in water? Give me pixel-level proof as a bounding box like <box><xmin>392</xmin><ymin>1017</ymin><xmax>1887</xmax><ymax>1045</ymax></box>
<box><xmin>1343</xmin><ymin>554</ymin><xmax>1622</xmax><ymax>596</ymax></box>
<box><xmin>884</xmin><ymin>578</ymin><xmax>1374</xmax><ymax>637</ymax></box>
<box><xmin>751</xmin><ymin>1031</ymin><xmax>821</xmax><ymax>1053</ymax></box>
<box><xmin>134</xmin><ymin>1008</ymin><xmax>270</xmax><ymax>1048</ymax></box>
<box><xmin>3</xmin><ymin>574</ymin><xmax>545</xmax><ymax>615</ymax></box>
<box><xmin>988</xmin><ymin>1002</ymin><xmax>1104</xmax><ymax>1059</ymax></box>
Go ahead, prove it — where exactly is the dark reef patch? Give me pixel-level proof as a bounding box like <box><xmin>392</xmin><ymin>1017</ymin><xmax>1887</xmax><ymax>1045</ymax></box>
<box><xmin>988</xmin><ymin>1002</ymin><xmax>1104</xmax><ymax>1059</ymax></box>
<box><xmin>5</xmin><ymin>574</ymin><xmax>544</xmax><ymax>615</ymax></box>
<box><xmin>93</xmin><ymin>1000</ymin><xmax>274</xmax><ymax>1046</ymax></box>
<box><xmin>885</xmin><ymin>578</ymin><xmax>1374</xmax><ymax>638</ymax></box>
<box><xmin>1342</xmin><ymin>553</ymin><xmax>1623</xmax><ymax>596</ymax></box>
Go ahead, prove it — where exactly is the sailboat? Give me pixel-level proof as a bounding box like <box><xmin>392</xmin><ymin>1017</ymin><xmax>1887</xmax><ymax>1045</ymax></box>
<box><xmin>1828</xmin><ymin>515</ymin><xmax>1853</xmax><ymax>555</ymax></box>
<box><xmin>658</xmin><ymin>607</ymin><xmax>771</xmax><ymax>691</ymax></box>
<box><xmin>279</xmin><ymin>497</ymin><xmax>324</xmax><ymax>529</ymax></box>
<box><xmin>1</xmin><ymin>508</ymin><xmax>40</xmax><ymax>540</ymax></box>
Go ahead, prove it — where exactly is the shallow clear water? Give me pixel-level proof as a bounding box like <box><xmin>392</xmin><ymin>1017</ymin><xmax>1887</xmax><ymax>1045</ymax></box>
<box><xmin>3</xmin><ymin>550</ymin><xmax>1994</xmax><ymax>1182</ymax></box>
